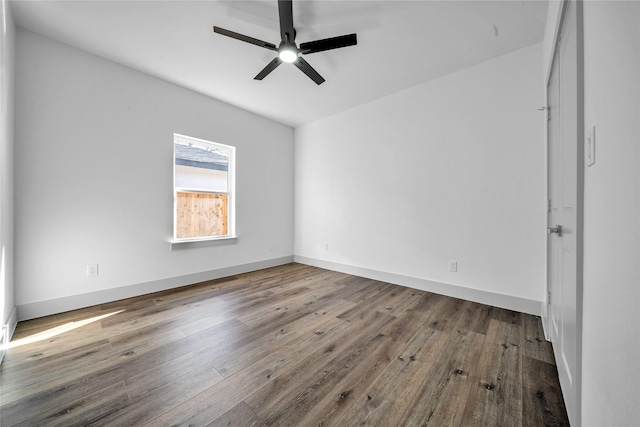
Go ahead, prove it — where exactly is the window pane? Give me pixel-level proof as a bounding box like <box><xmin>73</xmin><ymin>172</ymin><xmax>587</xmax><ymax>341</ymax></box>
<box><xmin>175</xmin><ymin>139</ymin><xmax>229</xmax><ymax>192</ymax></box>
<box><xmin>174</xmin><ymin>134</ymin><xmax>234</xmax><ymax>240</ymax></box>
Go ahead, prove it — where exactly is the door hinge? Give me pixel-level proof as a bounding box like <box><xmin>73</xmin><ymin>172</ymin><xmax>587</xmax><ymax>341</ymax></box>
<box><xmin>548</xmin><ymin>289</ymin><xmax>552</xmax><ymax>305</ymax></box>
<box><xmin>547</xmin><ymin>199</ymin><xmax>551</xmax><ymax>213</ymax></box>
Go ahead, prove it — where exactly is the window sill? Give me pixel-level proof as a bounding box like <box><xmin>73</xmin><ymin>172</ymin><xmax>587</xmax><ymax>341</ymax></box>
<box><xmin>170</xmin><ymin>236</ymin><xmax>238</xmax><ymax>250</ymax></box>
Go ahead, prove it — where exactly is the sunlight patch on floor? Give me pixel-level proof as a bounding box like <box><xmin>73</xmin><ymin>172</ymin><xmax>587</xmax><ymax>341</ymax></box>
<box><xmin>2</xmin><ymin>310</ymin><xmax>125</xmax><ymax>350</ymax></box>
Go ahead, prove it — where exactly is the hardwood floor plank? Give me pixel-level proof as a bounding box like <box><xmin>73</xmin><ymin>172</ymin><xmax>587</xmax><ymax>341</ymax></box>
<box><xmin>236</xmin><ymin>275</ymin><xmax>346</xmax><ymax>326</ymax></box>
<box><xmin>231</xmin><ymin>264</ymin><xmax>318</xmax><ymax>292</ymax></box>
<box><xmin>374</xmin><ymin>285</ymin><xmax>425</xmax><ymax>317</ymax></box>
<box><xmin>212</xmin><ymin>298</ymin><xmax>356</xmax><ymax>377</ymax></box>
<box><xmin>113</xmin><ymin>318</ymin><xmax>246</xmax><ymax>379</ymax></box>
<box><xmin>244</xmin><ymin>310</ymin><xmax>395</xmax><ymax>425</ymax></box>
<box><xmin>108</xmin><ymin>319</ymin><xmax>187</xmax><ymax>352</ymax></box>
<box><xmin>124</xmin><ymin>339</ymin><xmax>225</xmax><ymax>398</ymax></box>
<box><xmin>0</xmin><ymin>264</ymin><xmax>568</xmax><ymax>427</ymax></box>
<box><xmin>98</xmin><ymin>290</ymin><xmax>230</xmax><ymax>332</ymax></box>
<box><xmin>455</xmin><ymin>300</ymin><xmax>495</xmax><ymax>335</ymax></box>
<box><xmin>0</xmin><ymin>339</ymin><xmax>120</xmax><ymax>406</ymax></box>
<box><xmin>199</xmin><ymin>296</ymin><xmax>352</xmax><ymax>369</ymax></box>
<box><xmin>178</xmin><ymin>312</ymin><xmax>248</xmax><ymax>338</ymax></box>
<box><xmin>92</xmin><ymin>362</ymin><xmax>223</xmax><ymax>426</ymax></box>
<box><xmin>490</xmin><ymin>306</ymin><xmax>523</xmax><ymax>325</ymax></box>
<box><xmin>342</xmin><ymin>279</ymin><xmax>397</xmax><ymax>305</ymax></box>
<box><xmin>2</xmin><ymin>317</ymin><xmax>110</xmax><ymax>367</ymax></box>
<box><xmin>461</xmin><ymin>318</ymin><xmax>524</xmax><ymax>426</ymax></box>
<box><xmin>267</xmin><ymin>269</ymin><xmax>345</xmax><ymax>294</ymax></box>
<box><xmin>13</xmin><ymin>381</ymin><xmax>129</xmax><ymax>427</ymax></box>
<box><xmin>0</xmin><ymin>339</ymin><xmax>113</xmax><ymax>387</ymax></box>
<box><xmin>398</xmin><ymin>329</ymin><xmax>486</xmax><ymax>426</ymax></box>
<box><xmin>330</xmin><ymin>325</ymin><xmax>446</xmax><ymax>426</ymax></box>
<box><xmin>2</xmin><ymin>317</ymin><xmax>243</xmax><ymax>410</ymax></box>
<box><xmin>423</xmin><ymin>294</ymin><xmax>467</xmax><ymax>333</ymax></box>
<box><xmin>206</xmin><ymin>401</ymin><xmax>266</xmax><ymax>427</ymax></box>
<box><xmin>9</xmin><ymin>305</ymin><xmax>107</xmax><ymax>338</ymax></box>
<box><xmin>522</xmin><ymin>355</ymin><xmax>569</xmax><ymax>426</ymax></box>
<box><xmin>407</xmin><ymin>292</ymin><xmax>467</xmax><ymax>332</ymax></box>
<box><xmin>143</xmin><ymin>315</ymin><xmax>354</xmax><ymax>426</ymax></box>
<box><xmin>522</xmin><ymin>313</ymin><xmax>556</xmax><ymax>365</ymax></box>
<box><xmin>327</xmin><ymin>275</ymin><xmax>389</xmax><ymax>303</ymax></box>
<box><xmin>294</xmin><ymin>310</ymin><xmax>429</xmax><ymax>426</ymax></box>
<box><xmin>232</xmin><ymin>286</ymin><xmax>315</xmax><ymax>325</ymax></box>
<box><xmin>233</xmin><ymin>263</ymin><xmax>313</xmax><ymax>282</ymax></box>
<box><xmin>1</xmin><ymin>360</ymin><xmax>125</xmax><ymax>425</ymax></box>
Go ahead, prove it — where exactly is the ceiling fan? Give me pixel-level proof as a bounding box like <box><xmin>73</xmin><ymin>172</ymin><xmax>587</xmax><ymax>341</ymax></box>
<box><xmin>213</xmin><ymin>0</ymin><xmax>357</xmax><ymax>85</ymax></box>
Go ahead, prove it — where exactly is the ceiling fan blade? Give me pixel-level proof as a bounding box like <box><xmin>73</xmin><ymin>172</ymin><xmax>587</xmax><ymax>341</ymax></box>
<box><xmin>300</xmin><ymin>34</ymin><xmax>358</xmax><ymax>54</ymax></box>
<box><xmin>278</xmin><ymin>0</ymin><xmax>295</xmax><ymax>43</ymax></box>
<box><xmin>254</xmin><ymin>57</ymin><xmax>283</xmax><ymax>80</ymax></box>
<box><xmin>293</xmin><ymin>57</ymin><xmax>325</xmax><ymax>85</ymax></box>
<box><xmin>213</xmin><ymin>26</ymin><xmax>277</xmax><ymax>51</ymax></box>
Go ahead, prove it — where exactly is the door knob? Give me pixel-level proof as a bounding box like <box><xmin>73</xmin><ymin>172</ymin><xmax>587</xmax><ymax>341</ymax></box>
<box><xmin>548</xmin><ymin>225</ymin><xmax>562</xmax><ymax>236</ymax></box>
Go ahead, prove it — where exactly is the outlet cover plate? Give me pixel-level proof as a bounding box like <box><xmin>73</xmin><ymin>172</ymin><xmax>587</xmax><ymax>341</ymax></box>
<box><xmin>448</xmin><ymin>260</ymin><xmax>458</xmax><ymax>272</ymax></box>
<box><xmin>87</xmin><ymin>264</ymin><xmax>99</xmax><ymax>277</ymax></box>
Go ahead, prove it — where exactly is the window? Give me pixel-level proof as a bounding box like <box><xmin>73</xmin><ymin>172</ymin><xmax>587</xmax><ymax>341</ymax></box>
<box><xmin>174</xmin><ymin>134</ymin><xmax>235</xmax><ymax>240</ymax></box>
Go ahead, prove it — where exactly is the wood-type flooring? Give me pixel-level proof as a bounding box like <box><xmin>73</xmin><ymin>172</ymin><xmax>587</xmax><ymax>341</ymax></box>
<box><xmin>0</xmin><ymin>263</ymin><xmax>569</xmax><ymax>426</ymax></box>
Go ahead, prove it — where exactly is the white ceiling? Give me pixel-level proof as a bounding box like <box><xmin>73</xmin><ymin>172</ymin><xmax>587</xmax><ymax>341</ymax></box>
<box><xmin>11</xmin><ymin>0</ymin><xmax>549</xmax><ymax>127</ymax></box>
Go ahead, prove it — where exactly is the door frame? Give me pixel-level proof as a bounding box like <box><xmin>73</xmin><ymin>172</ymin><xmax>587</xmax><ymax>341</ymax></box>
<box><xmin>543</xmin><ymin>1</ymin><xmax>585</xmax><ymax>425</ymax></box>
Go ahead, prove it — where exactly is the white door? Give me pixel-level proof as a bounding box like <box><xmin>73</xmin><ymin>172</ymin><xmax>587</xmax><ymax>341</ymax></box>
<box><xmin>547</xmin><ymin>1</ymin><xmax>583</xmax><ymax>425</ymax></box>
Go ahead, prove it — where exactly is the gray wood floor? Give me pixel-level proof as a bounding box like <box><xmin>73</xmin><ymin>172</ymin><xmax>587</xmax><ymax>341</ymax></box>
<box><xmin>0</xmin><ymin>263</ymin><xmax>569</xmax><ymax>426</ymax></box>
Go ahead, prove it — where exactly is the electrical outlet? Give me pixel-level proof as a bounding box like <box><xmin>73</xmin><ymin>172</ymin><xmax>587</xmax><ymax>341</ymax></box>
<box><xmin>324</xmin><ymin>243</ymin><xmax>329</xmax><ymax>251</ymax></box>
<box><xmin>87</xmin><ymin>264</ymin><xmax>99</xmax><ymax>277</ymax></box>
<box><xmin>448</xmin><ymin>260</ymin><xmax>458</xmax><ymax>272</ymax></box>
<box><xmin>268</xmin><ymin>242</ymin><xmax>275</xmax><ymax>251</ymax></box>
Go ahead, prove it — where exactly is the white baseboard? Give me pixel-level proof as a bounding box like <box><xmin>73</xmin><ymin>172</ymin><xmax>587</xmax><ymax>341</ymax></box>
<box><xmin>17</xmin><ymin>256</ymin><xmax>294</xmax><ymax>321</ymax></box>
<box><xmin>295</xmin><ymin>256</ymin><xmax>542</xmax><ymax>316</ymax></box>
<box><xmin>16</xmin><ymin>255</ymin><xmax>542</xmax><ymax>321</ymax></box>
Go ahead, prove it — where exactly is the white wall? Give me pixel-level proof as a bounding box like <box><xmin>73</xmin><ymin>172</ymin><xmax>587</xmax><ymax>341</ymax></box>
<box><xmin>1</xmin><ymin>0</ymin><xmax>16</xmax><ymax>349</ymax></box>
<box><xmin>295</xmin><ymin>44</ymin><xmax>545</xmax><ymax>313</ymax></box>
<box><xmin>581</xmin><ymin>1</ymin><xmax>640</xmax><ymax>424</ymax></box>
<box><xmin>14</xmin><ymin>29</ymin><xmax>294</xmax><ymax>320</ymax></box>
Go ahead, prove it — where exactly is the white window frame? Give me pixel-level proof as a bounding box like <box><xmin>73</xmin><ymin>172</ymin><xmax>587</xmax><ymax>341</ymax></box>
<box><xmin>172</xmin><ymin>133</ymin><xmax>236</xmax><ymax>243</ymax></box>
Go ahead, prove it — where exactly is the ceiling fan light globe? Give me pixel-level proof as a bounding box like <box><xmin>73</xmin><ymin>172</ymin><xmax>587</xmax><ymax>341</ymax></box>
<box><xmin>279</xmin><ymin>48</ymin><xmax>298</xmax><ymax>63</ymax></box>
